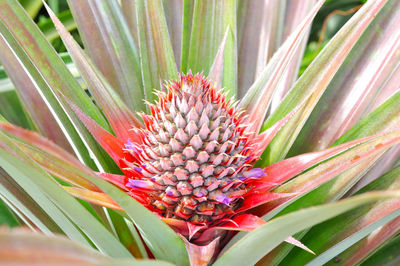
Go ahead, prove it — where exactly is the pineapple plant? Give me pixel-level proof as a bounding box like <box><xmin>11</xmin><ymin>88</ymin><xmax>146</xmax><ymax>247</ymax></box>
<box><xmin>0</xmin><ymin>0</ymin><xmax>400</xmax><ymax>265</ymax></box>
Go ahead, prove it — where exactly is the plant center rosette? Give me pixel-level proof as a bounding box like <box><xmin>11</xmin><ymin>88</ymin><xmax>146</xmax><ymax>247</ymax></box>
<box><xmin>97</xmin><ymin>73</ymin><xmax>278</xmax><ymax>244</ymax></box>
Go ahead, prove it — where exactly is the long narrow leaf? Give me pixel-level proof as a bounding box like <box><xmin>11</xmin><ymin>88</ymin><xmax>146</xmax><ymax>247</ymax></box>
<box><xmin>290</xmin><ymin>1</ymin><xmax>400</xmax><ymax>154</ymax></box>
<box><xmin>67</xmin><ymin>0</ymin><xmax>145</xmax><ymax>112</ymax></box>
<box><xmin>0</xmin><ymin>34</ymin><xmax>72</xmax><ymax>152</ymax></box>
<box><xmin>280</xmin><ymin>165</ymin><xmax>400</xmax><ymax>265</ymax></box>
<box><xmin>135</xmin><ymin>0</ymin><xmax>178</xmax><ymax>103</ymax></box>
<box><xmin>45</xmin><ymin>3</ymin><xmax>144</xmax><ymax>144</ymax></box>
<box><xmin>214</xmin><ymin>191</ymin><xmax>400</xmax><ymax>265</ymax></box>
<box><xmin>260</xmin><ymin>0</ymin><xmax>391</xmax><ymax>166</ymax></box>
<box><xmin>0</xmin><ymin>135</ymin><xmax>133</xmax><ymax>259</ymax></box>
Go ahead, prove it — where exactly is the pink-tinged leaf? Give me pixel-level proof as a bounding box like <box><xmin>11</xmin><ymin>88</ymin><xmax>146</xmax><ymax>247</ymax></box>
<box><xmin>208</xmin><ymin>27</ymin><xmax>229</xmax><ymax>90</ymax></box>
<box><xmin>162</xmin><ymin>218</ymin><xmax>189</xmax><ymax>237</ymax></box>
<box><xmin>181</xmin><ymin>236</ymin><xmax>219</xmax><ymax>266</ymax></box>
<box><xmin>237</xmin><ymin>192</ymin><xmax>297</xmax><ymax>213</ymax></box>
<box><xmin>253</xmin><ymin>100</ymin><xmax>306</xmax><ymax>157</ymax></box>
<box><xmin>0</xmin><ymin>167</ymin><xmax>63</xmax><ymax>234</ymax></box>
<box><xmin>0</xmin><ymin>228</ymin><xmax>110</xmax><ymax>264</ymax></box>
<box><xmin>215</xmin><ymin>191</ymin><xmax>400</xmax><ymax>266</ymax></box>
<box><xmin>285</xmin><ymin>236</ymin><xmax>315</xmax><ymax>255</ymax></box>
<box><xmin>17</xmin><ymin>142</ymin><xmax>100</xmax><ymax>192</ymax></box>
<box><xmin>0</xmin><ymin>124</ymin><xmax>101</xmax><ymax>191</ymax></box>
<box><xmin>0</xmin><ymin>123</ymin><xmax>83</xmax><ymax>171</ymax></box>
<box><xmin>68</xmin><ymin>101</ymin><xmax>126</xmax><ymax>164</ymax></box>
<box><xmin>347</xmin><ymin>146</ymin><xmax>400</xmax><ymax>195</ymax></box>
<box><xmin>291</xmin><ymin>2</ymin><xmax>400</xmax><ymax>154</ymax></box>
<box><xmin>275</xmin><ymin>130</ymin><xmax>400</xmax><ymax>198</ymax></box>
<box><xmin>67</xmin><ymin>0</ymin><xmax>145</xmax><ymax>112</ymax></box>
<box><xmin>255</xmin><ymin>131</ymin><xmax>400</xmax><ymax>220</ymax></box>
<box><xmin>0</xmin><ymin>1</ymin><xmax>109</xmax><ymax>131</ymax></box>
<box><xmin>269</xmin><ymin>0</ymin><xmax>316</xmax><ymax>111</ymax></box>
<box><xmin>97</xmin><ymin>173</ymin><xmax>127</xmax><ymax>190</ymax></box>
<box><xmin>187</xmin><ymin>223</ymin><xmax>207</xmax><ymax>240</ymax></box>
<box><xmin>120</xmin><ymin>0</ymin><xmax>139</xmax><ymax>46</ymax></box>
<box><xmin>342</xmin><ymin>216</ymin><xmax>400</xmax><ymax>266</ymax></box>
<box><xmin>257</xmin><ymin>133</ymin><xmax>386</xmax><ymax>191</ymax></box>
<box><xmin>282</xmin><ymin>166</ymin><xmax>400</xmax><ymax>265</ymax></box>
<box><xmin>0</xmin><ymin>36</ymin><xmax>72</xmax><ymax>152</ymax></box>
<box><xmin>186</xmin><ymin>0</ymin><xmax>237</xmax><ymax>97</ymax></box>
<box><xmin>218</xmin><ymin>214</ymin><xmax>266</xmax><ymax>231</ymax></box>
<box><xmin>63</xmin><ymin>186</ymin><xmax>122</xmax><ymax>211</ymax></box>
<box><xmin>220</xmin><ymin>0</ymin><xmax>237</xmax><ymax>99</ymax></box>
<box><xmin>44</xmin><ymin>3</ymin><xmax>143</xmax><ymax>144</ymax></box>
<box><xmin>193</xmin><ymin>215</ymin><xmax>267</xmax><ymax>246</ymax></box>
<box><xmin>261</xmin><ymin>0</ymin><xmax>390</xmax><ymax>166</ymax></box>
<box><xmin>238</xmin><ymin>0</ymin><xmax>314</xmax><ymax>97</ymax></box>
<box><xmin>239</xmin><ymin>0</ymin><xmax>324</xmax><ymax>133</ymax></box>
<box><xmin>237</xmin><ymin>0</ymin><xmax>281</xmax><ymax>95</ymax></box>
<box><xmin>370</xmin><ymin>63</ymin><xmax>400</xmax><ymax>111</ymax></box>
<box><xmin>0</xmin><ymin>0</ymin><xmax>115</xmax><ymax>172</ymax></box>
<box><xmin>163</xmin><ymin>0</ymin><xmax>183</xmax><ymax>67</ymax></box>
<box><xmin>135</xmin><ymin>0</ymin><xmax>178</xmax><ymax>103</ymax></box>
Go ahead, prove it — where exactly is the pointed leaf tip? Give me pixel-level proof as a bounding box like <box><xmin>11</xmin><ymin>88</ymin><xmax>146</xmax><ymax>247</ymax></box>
<box><xmin>44</xmin><ymin>2</ymin><xmax>144</xmax><ymax>144</ymax></box>
<box><xmin>285</xmin><ymin>236</ymin><xmax>315</xmax><ymax>255</ymax></box>
<box><xmin>208</xmin><ymin>26</ymin><xmax>230</xmax><ymax>90</ymax></box>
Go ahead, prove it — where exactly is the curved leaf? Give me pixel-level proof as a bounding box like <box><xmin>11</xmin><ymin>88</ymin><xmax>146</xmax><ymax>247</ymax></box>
<box><xmin>291</xmin><ymin>1</ymin><xmax>400</xmax><ymax>154</ymax></box>
<box><xmin>45</xmin><ymin>3</ymin><xmax>143</xmax><ymax>144</ymax></box>
<box><xmin>260</xmin><ymin>0</ymin><xmax>390</xmax><ymax>166</ymax></box>
<box><xmin>135</xmin><ymin>0</ymin><xmax>178</xmax><ymax>103</ymax></box>
<box><xmin>214</xmin><ymin>191</ymin><xmax>400</xmax><ymax>266</ymax></box>
<box><xmin>0</xmin><ymin>135</ymin><xmax>133</xmax><ymax>259</ymax></box>
<box><xmin>239</xmin><ymin>0</ymin><xmax>323</xmax><ymax>133</ymax></box>
<box><xmin>67</xmin><ymin>0</ymin><xmax>145</xmax><ymax>112</ymax></box>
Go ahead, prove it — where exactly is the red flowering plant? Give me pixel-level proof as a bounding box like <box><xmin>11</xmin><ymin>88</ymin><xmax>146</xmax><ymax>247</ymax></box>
<box><xmin>0</xmin><ymin>0</ymin><xmax>400</xmax><ymax>265</ymax></box>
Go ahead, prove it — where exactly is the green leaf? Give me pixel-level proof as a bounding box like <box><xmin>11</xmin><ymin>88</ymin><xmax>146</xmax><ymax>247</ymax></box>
<box><xmin>0</xmin><ymin>0</ymin><xmax>109</xmax><ymax>130</ymax></box>
<box><xmin>108</xmin><ymin>210</ymin><xmax>147</xmax><ymax>259</ymax></box>
<box><xmin>66</xmin><ymin>0</ymin><xmax>145</xmax><ymax>112</ymax></box>
<box><xmin>0</xmin><ymin>136</ymin><xmax>133</xmax><ymax>259</ymax></box>
<box><xmin>282</xmin><ymin>166</ymin><xmax>400</xmax><ymax>265</ymax></box>
<box><xmin>361</xmin><ymin>235</ymin><xmax>400</xmax><ymax>266</ymax></box>
<box><xmin>163</xmin><ymin>0</ymin><xmax>183</xmax><ymax>68</ymax></box>
<box><xmin>38</xmin><ymin>10</ymin><xmax>76</xmax><ymax>42</ymax></box>
<box><xmin>334</xmin><ymin>92</ymin><xmax>400</xmax><ymax>146</ymax></box>
<box><xmin>0</xmin><ymin>167</ymin><xmax>63</xmax><ymax>233</ymax></box>
<box><xmin>214</xmin><ymin>191</ymin><xmax>400</xmax><ymax>266</ymax></box>
<box><xmin>0</xmin><ymin>228</ymin><xmax>109</xmax><ymax>264</ymax></box>
<box><xmin>44</xmin><ymin>3</ymin><xmax>144</xmax><ymax>144</ymax></box>
<box><xmin>308</xmin><ymin>213</ymin><xmax>400</xmax><ymax>266</ymax></box>
<box><xmin>0</xmin><ymin>34</ymin><xmax>73</xmax><ymax>152</ymax></box>
<box><xmin>239</xmin><ymin>0</ymin><xmax>323</xmax><ymax>133</ymax></box>
<box><xmin>220</xmin><ymin>0</ymin><xmax>237</xmax><ymax>98</ymax></box>
<box><xmin>186</xmin><ymin>0</ymin><xmax>237</xmax><ymax>97</ymax></box>
<box><xmin>0</xmin><ymin>90</ymin><xmax>35</xmax><ymax>131</ymax></box>
<box><xmin>290</xmin><ymin>1</ymin><xmax>400</xmax><ymax>155</ymax></box>
<box><xmin>135</xmin><ymin>0</ymin><xmax>178</xmax><ymax>103</ymax></box>
<box><xmin>0</xmin><ymin>0</ymin><xmax>117</xmax><ymax>171</ymax></box>
<box><xmin>258</xmin><ymin>93</ymin><xmax>400</xmax><ymax>264</ymax></box>
<box><xmin>180</xmin><ymin>0</ymin><xmax>194</xmax><ymax>73</ymax></box>
<box><xmin>0</xmin><ymin>228</ymin><xmax>171</xmax><ymax>265</ymax></box>
<box><xmin>0</xmin><ymin>196</ymin><xmax>19</xmax><ymax>227</ymax></box>
<box><xmin>80</xmin><ymin>171</ymin><xmax>190</xmax><ymax>265</ymax></box>
<box><xmin>306</xmin><ymin>166</ymin><xmax>400</xmax><ymax>265</ymax></box>
<box><xmin>18</xmin><ymin>0</ymin><xmax>42</xmax><ymax>18</ymax></box>
<box><xmin>0</xmin><ymin>126</ymin><xmax>189</xmax><ymax>265</ymax></box>
<box><xmin>259</xmin><ymin>0</ymin><xmax>391</xmax><ymax>166</ymax></box>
